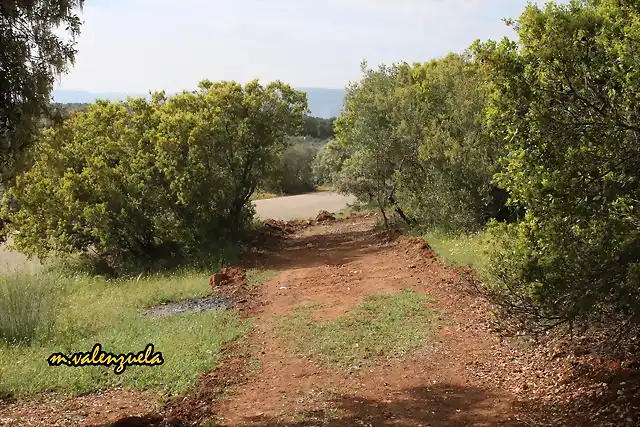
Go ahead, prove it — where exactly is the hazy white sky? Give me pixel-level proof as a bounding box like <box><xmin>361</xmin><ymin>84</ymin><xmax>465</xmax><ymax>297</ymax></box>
<box><xmin>55</xmin><ymin>0</ymin><xmax>558</xmax><ymax>93</ymax></box>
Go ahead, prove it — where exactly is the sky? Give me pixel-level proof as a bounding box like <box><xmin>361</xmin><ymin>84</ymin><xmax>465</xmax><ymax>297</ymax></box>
<box><xmin>55</xmin><ymin>0</ymin><xmax>558</xmax><ymax>93</ymax></box>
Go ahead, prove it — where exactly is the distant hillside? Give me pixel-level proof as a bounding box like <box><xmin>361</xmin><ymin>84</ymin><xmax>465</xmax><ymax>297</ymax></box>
<box><xmin>52</xmin><ymin>87</ymin><xmax>346</xmax><ymax>119</ymax></box>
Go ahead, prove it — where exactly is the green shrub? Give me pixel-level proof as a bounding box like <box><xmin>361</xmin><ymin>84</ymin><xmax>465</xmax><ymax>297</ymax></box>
<box><xmin>1</xmin><ymin>80</ymin><xmax>308</xmax><ymax>273</ymax></box>
<box><xmin>476</xmin><ymin>0</ymin><xmax>640</xmax><ymax>336</ymax></box>
<box><xmin>392</xmin><ymin>54</ymin><xmax>507</xmax><ymax>231</ymax></box>
<box><xmin>329</xmin><ymin>57</ymin><xmax>508</xmax><ymax>230</ymax></box>
<box><xmin>0</xmin><ymin>273</ymin><xmax>58</xmax><ymax>344</ymax></box>
<box><xmin>282</xmin><ymin>144</ymin><xmax>318</xmax><ymax>194</ymax></box>
<box><xmin>312</xmin><ymin>138</ymin><xmax>351</xmax><ymax>189</ymax></box>
<box><xmin>265</xmin><ymin>142</ymin><xmax>319</xmax><ymax>195</ymax></box>
<box><xmin>332</xmin><ymin>62</ymin><xmax>407</xmax><ymax>229</ymax></box>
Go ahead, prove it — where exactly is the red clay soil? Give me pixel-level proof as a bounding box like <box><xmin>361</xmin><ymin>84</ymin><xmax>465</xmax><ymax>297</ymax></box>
<box><xmin>0</xmin><ymin>389</ymin><xmax>163</xmax><ymax>427</ymax></box>
<box><xmin>208</xmin><ymin>218</ymin><xmax>522</xmax><ymax>427</ymax></box>
<box><xmin>210</xmin><ymin>267</ymin><xmax>247</xmax><ymax>290</ymax></box>
<box><xmin>1</xmin><ymin>215</ymin><xmax>638</xmax><ymax>426</ymax></box>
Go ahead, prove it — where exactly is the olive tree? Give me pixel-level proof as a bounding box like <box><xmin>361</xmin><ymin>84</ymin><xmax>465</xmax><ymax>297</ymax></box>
<box><xmin>333</xmin><ymin>62</ymin><xmax>413</xmax><ymax>228</ymax></box>
<box><xmin>394</xmin><ymin>54</ymin><xmax>505</xmax><ymax>231</ymax></box>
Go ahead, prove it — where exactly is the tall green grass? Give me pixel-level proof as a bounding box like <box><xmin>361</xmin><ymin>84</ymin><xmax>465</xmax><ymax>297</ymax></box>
<box><xmin>419</xmin><ymin>229</ymin><xmax>491</xmax><ymax>274</ymax></box>
<box><xmin>0</xmin><ymin>273</ymin><xmax>59</xmax><ymax>344</ymax></box>
<box><xmin>0</xmin><ymin>268</ymin><xmax>272</xmax><ymax>397</ymax></box>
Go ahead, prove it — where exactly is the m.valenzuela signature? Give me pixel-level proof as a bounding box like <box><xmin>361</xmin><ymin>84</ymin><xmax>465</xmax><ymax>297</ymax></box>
<box><xmin>47</xmin><ymin>343</ymin><xmax>164</xmax><ymax>374</ymax></box>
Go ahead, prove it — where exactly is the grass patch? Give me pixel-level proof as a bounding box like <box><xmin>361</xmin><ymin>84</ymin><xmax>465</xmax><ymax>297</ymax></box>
<box><xmin>420</xmin><ymin>229</ymin><xmax>491</xmax><ymax>273</ymax></box>
<box><xmin>246</xmin><ymin>269</ymin><xmax>278</xmax><ymax>290</ymax></box>
<box><xmin>326</xmin><ymin>408</ymin><xmax>343</xmax><ymax>420</ymax></box>
<box><xmin>0</xmin><ymin>267</ymin><xmax>275</xmax><ymax>397</ymax></box>
<box><xmin>290</xmin><ymin>408</ymin><xmax>343</xmax><ymax>424</ymax></box>
<box><xmin>0</xmin><ymin>273</ymin><xmax>59</xmax><ymax>345</ymax></box>
<box><xmin>249</xmin><ymin>357</ymin><xmax>261</xmax><ymax>371</ymax></box>
<box><xmin>274</xmin><ymin>290</ymin><xmax>441</xmax><ymax>369</ymax></box>
<box><xmin>293</xmin><ymin>411</ymin><xmax>316</xmax><ymax>423</ymax></box>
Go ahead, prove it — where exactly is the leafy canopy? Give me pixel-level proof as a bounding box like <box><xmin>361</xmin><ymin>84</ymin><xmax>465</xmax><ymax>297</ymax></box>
<box><xmin>394</xmin><ymin>53</ymin><xmax>506</xmax><ymax>231</ymax></box>
<box><xmin>2</xmin><ymin>80</ymin><xmax>308</xmax><ymax>273</ymax></box>
<box><xmin>329</xmin><ymin>55</ymin><xmax>505</xmax><ymax>230</ymax></box>
<box><xmin>476</xmin><ymin>0</ymin><xmax>640</xmax><ymax>335</ymax></box>
<box><xmin>0</xmin><ymin>0</ymin><xmax>84</xmax><ymax>184</ymax></box>
<box><xmin>332</xmin><ymin>62</ymin><xmax>411</xmax><ymax>227</ymax></box>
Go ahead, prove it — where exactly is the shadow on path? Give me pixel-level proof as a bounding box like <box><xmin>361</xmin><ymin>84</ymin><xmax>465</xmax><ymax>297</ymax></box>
<box><xmin>235</xmin><ymin>383</ymin><xmax>522</xmax><ymax>427</ymax></box>
<box><xmin>241</xmin><ymin>225</ymin><xmax>399</xmax><ymax>271</ymax></box>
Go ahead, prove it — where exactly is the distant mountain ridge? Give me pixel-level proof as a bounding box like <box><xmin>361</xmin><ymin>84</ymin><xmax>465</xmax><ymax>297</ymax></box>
<box><xmin>52</xmin><ymin>87</ymin><xmax>346</xmax><ymax>119</ymax></box>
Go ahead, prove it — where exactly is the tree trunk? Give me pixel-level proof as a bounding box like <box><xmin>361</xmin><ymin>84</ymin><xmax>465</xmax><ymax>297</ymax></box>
<box><xmin>394</xmin><ymin>206</ymin><xmax>413</xmax><ymax>225</ymax></box>
<box><xmin>380</xmin><ymin>206</ymin><xmax>389</xmax><ymax>230</ymax></box>
<box><xmin>387</xmin><ymin>195</ymin><xmax>414</xmax><ymax>225</ymax></box>
<box><xmin>367</xmin><ymin>191</ymin><xmax>374</xmax><ymax>203</ymax></box>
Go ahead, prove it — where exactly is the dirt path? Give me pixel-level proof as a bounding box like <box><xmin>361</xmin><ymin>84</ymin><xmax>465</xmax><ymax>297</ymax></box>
<box><xmin>210</xmin><ymin>216</ymin><xmax>522</xmax><ymax>426</ymax></box>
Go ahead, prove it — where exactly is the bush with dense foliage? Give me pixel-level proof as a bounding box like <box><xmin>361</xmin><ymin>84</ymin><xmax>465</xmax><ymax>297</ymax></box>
<box><xmin>278</xmin><ymin>143</ymin><xmax>319</xmax><ymax>194</ymax></box>
<box><xmin>312</xmin><ymin>138</ymin><xmax>351</xmax><ymax>189</ymax></box>
<box><xmin>303</xmin><ymin>116</ymin><xmax>335</xmax><ymax>140</ymax></box>
<box><xmin>394</xmin><ymin>54</ymin><xmax>507</xmax><ymax>231</ymax></box>
<box><xmin>476</xmin><ymin>0</ymin><xmax>640</xmax><ymax>336</ymax></box>
<box><xmin>257</xmin><ymin>118</ymin><xmax>334</xmax><ymax>195</ymax></box>
<box><xmin>328</xmin><ymin>57</ymin><xmax>506</xmax><ymax>230</ymax></box>
<box><xmin>1</xmin><ymin>80</ymin><xmax>307</xmax><ymax>272</ymax></box>
<box><xmin>263</xmin><ymin>138</ymin><xmax>320</xmax><ymax>195</ymax></box>
<box><xmin>331</xmin><ymin>62</ymin><xmax>412</xmax><ymax>228</ymax></box>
